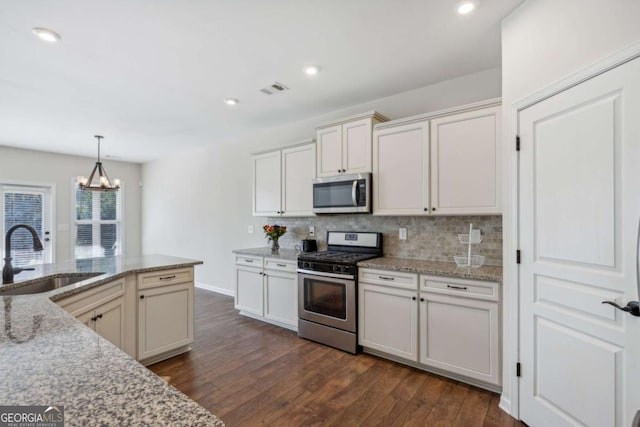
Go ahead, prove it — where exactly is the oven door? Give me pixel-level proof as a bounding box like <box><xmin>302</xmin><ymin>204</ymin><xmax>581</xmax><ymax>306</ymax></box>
<box><xmin>298</xmin><ymin>272</ymin><xmax>356</xmax><ymax>332</ymax></box>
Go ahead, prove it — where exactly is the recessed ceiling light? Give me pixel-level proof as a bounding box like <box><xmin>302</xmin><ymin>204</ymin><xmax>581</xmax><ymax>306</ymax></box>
<box><xmin>224</xmin><ymin>98</ymin><xmax>239</xmax><ymax>106</ymax></box>
<box><xmin>303</xmin><ymin>65</ymin><xmax>320</xmax><ymax>76</ymax></box>
<box><xmin>32</xmin><ymin>27</ymin><xmax>62</xmax><ymax>43</ymax></box>
<box><xmin>457</xmin><ymin>1</ymin><xmax>476</xmax><ymax>14</ymax></box>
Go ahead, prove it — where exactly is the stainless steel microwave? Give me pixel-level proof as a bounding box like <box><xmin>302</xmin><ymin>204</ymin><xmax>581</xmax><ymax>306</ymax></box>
<box><xmin>312</xmin><ymin>173</ymin><xmax>371</xmax><ymax>214</ymax></box>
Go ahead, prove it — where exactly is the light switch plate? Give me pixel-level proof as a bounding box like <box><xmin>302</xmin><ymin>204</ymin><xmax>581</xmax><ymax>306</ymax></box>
<box><xmin>248</xmin><ymin>225</ymin><xmax>254</xmax><ymax>234</ymax></box>
<box><xmin>470</xmin><ymin>229</ymin><xmax>481</xmax><ymax>243</ymax></box>
<box><xmin>309</xmin><ymin>226</ymin><xmax>315</xmax><ymax>237</ymax></box>
<box><xmin>399</xmin><ymin>228</ymin><xmax>407</xmax><ymax>240</ymax></box>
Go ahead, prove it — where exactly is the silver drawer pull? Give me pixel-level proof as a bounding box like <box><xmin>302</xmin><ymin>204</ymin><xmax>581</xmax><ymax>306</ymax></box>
<box><xmin>159</xmin><ymin>275</ymin><xmax>176</xmax><ymax>280</ymax></box>
<box><xmin>245</xmin><ymin>259</ymin><xmax>254</xmax><ymax>263</ymax></box>
<box><xmin>447</xmin><ymin>285</ymin><xmax>468</xmax><ymax>291</ymax></box>
<box><xmin>379</xmin><ymin>276</ymin><xmax>395</xmax><ymax>281</ymax></box>
<box><xmin>276</xmin><ymin>263</ymin><xmax>287</xmax><ymax>267</ymax></box>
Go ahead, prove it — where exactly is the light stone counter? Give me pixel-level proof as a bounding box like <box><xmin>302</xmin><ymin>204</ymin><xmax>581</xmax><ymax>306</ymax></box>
<box><xmin>232</xmin><ymin>247</ymin><xmax>299</xmax><ymax>261</ymax></box>
<box><xmin>358</xmin><ymin>257</ymin><xmax>502</xmax><ymax>282</ymax></box>
<box><xmin>0</xmin><ymin>255</ymin><xmax>224</xmax><ymax>426</ymax></box>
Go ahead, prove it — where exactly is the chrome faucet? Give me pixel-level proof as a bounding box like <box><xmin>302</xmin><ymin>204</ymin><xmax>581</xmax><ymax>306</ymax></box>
<box><xmin>2</xmin><ymin>224</ymin><xmax>44</xmax><ymax>284</ymax></box>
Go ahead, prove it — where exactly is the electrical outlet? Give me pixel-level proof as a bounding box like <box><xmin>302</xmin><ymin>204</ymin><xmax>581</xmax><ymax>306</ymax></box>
<box><xmin>470</xmin><ymin>229</ymin><xmax>481</xmax><ymax>243</ymax></box>
<box><xmin>309</xmin><ymin>226</ymin><xmax>315</xmax><ymax>237</ymax></box>
<box><xmin>399</xmin><ymin>228</ymin><xmax>407</xmax><ymax>240</ymax></box>
<box><xmin>248</xmin><ymin>225</ymin><xmax>254</xmax><ymax>234</ymax></box>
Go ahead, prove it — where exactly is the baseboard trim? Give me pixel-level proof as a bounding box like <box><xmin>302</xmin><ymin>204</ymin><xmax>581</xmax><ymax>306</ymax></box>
<box><xmin>499</xmin><ymin>395</ymin><xmax>512</xmax><ymax>416</ymax></box>
<box><xmin>195</xmin><ymin>282</ymin><xmax>234</xmax><ymax>297</ymax></box>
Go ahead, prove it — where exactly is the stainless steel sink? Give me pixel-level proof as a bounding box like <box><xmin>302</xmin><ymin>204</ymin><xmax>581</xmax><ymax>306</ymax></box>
<box><xmin>0</xmin><ymin>273</ymin><xmax>104</xmax><ymax>295</ymax></box>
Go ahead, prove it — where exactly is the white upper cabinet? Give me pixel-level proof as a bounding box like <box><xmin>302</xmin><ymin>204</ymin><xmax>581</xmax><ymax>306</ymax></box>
<box><xmin>373</xmin><ymin>121</ymin><xmax>430</xmax><ymax>215</ymax></box>
<box><xmin>253</xmin><ymin>151</ymin><xmax>281</xmax><ymax>216</ymax></box>
<box><xmin>316</xmin><ymin>111</ymin><xmax>387</xmax><ymax>177</ymax></box>
<box><xmin>281</xmin><ymin>144</ymin><xmax>316</xmax><ymax>216</ymax></box>
<box><xmin>317</xmin><ymin>125</ymin><xmax>343</xmax><ymax>176</ymax></box>
<box><xmin>253</xmin><ymin>141</ymin><xmax>316</xmax><ymax>217</ymax></box>
<box><xmin>373</xmin><ymin>99</ymin><xmax>501</xmax><ymax>216</ymax></box>
<box><xmin>430</xmin><ymin>106</ymin><xmax>501</xmax><ymax>215</ymax></box>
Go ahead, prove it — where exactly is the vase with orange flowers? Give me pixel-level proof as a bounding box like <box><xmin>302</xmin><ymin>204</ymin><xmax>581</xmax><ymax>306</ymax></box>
<box><xmin>263</xmin><ymin>224</ymin><xmax>287</xmax><ymax>253</ymax></box>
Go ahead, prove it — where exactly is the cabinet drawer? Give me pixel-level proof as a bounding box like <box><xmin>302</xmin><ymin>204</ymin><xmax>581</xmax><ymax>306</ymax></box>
<box><xmin>137</xmin><ymin>268</ymin><xmax>193</xmax><ymax>290</ymax></box>
<box><xmin>57</xmin><ymin>278</ymin><xmax>125</xmax><ymax>316</ymax></box>
<box><xmin>264</xmin><ymin>258</ymin><xmax>296</xmax><ymax>273</ymax></box>
<box><xmin>359</xmin><ymin>268</ymin><xmax>418</xmax><ymax>290</ymax></box>
<box><xmin>235</xmin><ymin>255</ymin><xmax>263</xmax><ymax>268</ymax></box>
<box><xmin>420</xmin><ymin>275</ymin><xmax>499</xmax><ymax>302</ymax></box>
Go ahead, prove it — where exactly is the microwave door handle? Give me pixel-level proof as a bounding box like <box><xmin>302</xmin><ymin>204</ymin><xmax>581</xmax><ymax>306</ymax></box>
<box><xmin>352</xmin><ymin>180</ymin><xmax>358</xmax><ymax>207</ymax></box>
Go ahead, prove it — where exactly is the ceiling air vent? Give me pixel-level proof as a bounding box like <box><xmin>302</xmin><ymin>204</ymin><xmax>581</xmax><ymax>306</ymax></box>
<box><xmin>259</xmin><ymin>82</ymin><xmax>289</xmax><ymax>95</ymax></box>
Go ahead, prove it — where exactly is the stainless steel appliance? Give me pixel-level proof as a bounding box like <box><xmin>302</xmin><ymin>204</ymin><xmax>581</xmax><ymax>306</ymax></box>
<box><xmin>297</xmin><ymin>231</ymin><xmax>382</xmax><ymax>353</ymax></box>
<box><xmin>312</xmin><ymin>173</ymin><xmax>371</xmax><ymax>214</ymax></box>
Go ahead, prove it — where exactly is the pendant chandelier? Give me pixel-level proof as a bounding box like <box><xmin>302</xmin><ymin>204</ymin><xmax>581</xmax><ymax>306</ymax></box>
<box><xmin>78</xmin><ymin>135</ymin><xmax>120</xmax><ymax>192</ymax></box>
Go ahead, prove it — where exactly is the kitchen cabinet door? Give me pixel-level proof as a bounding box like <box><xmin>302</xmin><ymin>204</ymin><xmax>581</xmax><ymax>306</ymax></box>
<box><xmin>138</xmin><ymin>282</ymin><xmax>194</xmax><ymax>361</ymax></box>
<box><xmin>419</xmin><ymin>292</ymin><xmax>500</xmax><ymax>385</ymax></box>
<box><xmin>359</xmin><ymin>283</ymin><xmax>418</xmax><ymax>361</ymax></box>
<box><xmin>342</xmin><ymin>118</ymin><xmax>372</xmax><ymax>174</ymax></box>
<box><xmin>430</xmin><ymin>106</ymin><xmax>501</xmax><ymax>215</ymax></box>
<box><xmin>316</xmin><ymin>124</ymin><xmax>343</xmax><ymax>177</ymax></box>
<box><xmin>94</xmin><ymin>295</ymin><xmax>126</xmax><ymax>351</ymax></box>
<box><xmin>234</xmin><ymin>265</ymin><xmax>264</xmax><ymax>316</ymax></box>
<box><xmin>264</xmin><ymin>270</ymin><xmax>298</xmax><ymax>328</ymax></box>
<box><xmin>253</xmin><ymin>151</ymin><xmax>282</xmax><ymax>216</ymax></box>
<box><xmin>281</xmin><ymin>144</ymin><xmax>316</xmax><ymax>217</ymax></box>
<box><xmin>373</xmin><ymin>121</ymin><xmax>430</xmax><ymax>215</ymax></box>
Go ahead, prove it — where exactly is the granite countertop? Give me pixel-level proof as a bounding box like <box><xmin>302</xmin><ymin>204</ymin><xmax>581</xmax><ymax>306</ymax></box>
<box><xmin>358</xmin><ymin>257</ymin><xmax>503</xmax><ymax>282</ymax></box>
<box><xmin>0</xmin><ymin>255</ymin><xmax>224</xmax><ymax>427</ymax></box>
<box><xmin>0</xmin><ymin>254</ymin><xmax>203</xmax><ymax>299</ymax></box>
<box><xmin>232</xmin><ymin>247</ymin><xmax>299</xmax><ymax>261</ymax></box>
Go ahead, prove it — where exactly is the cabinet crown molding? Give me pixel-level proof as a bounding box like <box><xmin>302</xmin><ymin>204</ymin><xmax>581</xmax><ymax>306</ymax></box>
<box><xmin>316</xmin><ymin>110</ymin><xmax>388</xmax><ymax>129</ymax></box>
<box><xmin>251</xmin><ymin>139</ymin><xmax>315</xmax><ymax>156</ymax></box>
<box><xmin>374</xmin><ymin>98</ymin><xmax>502</xmax><ymax>130</ymax></box>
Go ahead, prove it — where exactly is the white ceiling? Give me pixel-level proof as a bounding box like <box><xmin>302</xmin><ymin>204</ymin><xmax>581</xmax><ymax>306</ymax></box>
<box><xmin>0</xmin><ymin>0</ymin><xmax>523</xmax><ymax>163</ymax></box>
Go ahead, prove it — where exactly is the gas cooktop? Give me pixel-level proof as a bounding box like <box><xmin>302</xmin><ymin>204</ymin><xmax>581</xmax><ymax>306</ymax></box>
<box><xmin>297</xmin><ymin>250</ymin><xmax>380</xmax><ymax>265</ymax></box>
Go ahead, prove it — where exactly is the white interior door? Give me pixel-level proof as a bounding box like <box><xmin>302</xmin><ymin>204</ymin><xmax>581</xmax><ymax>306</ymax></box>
<box><xmin>518</xmin><ymin>57</ymin><xmax>640</xmax><ymax>427</ymax></box>
<box><xmin>1</xmin><ymin>184</ymin><xmax>53</xmax><ymax>266</ymax></box>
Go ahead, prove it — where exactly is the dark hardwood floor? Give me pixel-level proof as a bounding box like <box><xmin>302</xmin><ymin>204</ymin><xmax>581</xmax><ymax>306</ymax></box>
<box><xmin>149</xmin><ymin>288</ymin><xmax>525</xmax><ymax>427</ymax></box>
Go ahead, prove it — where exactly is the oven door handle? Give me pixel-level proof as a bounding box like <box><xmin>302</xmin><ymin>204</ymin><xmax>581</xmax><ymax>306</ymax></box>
<box><xmin>297</xmin><ymin>269</ymin><xmax>355</xmax><ymax>280</ymax></box>
<box><xmin>352</xmin><ymin>180</ymin><xmax>358</xmax><ymax>207</ymax></box>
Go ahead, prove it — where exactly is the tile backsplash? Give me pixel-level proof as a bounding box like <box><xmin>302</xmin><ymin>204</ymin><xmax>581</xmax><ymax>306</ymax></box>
<box><xmin>265</xmin><ymin>215</ymin><xmax>503</xmax><ymax>266</ymax></box>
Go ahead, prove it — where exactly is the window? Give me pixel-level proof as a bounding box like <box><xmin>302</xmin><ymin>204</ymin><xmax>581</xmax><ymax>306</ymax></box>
<box><xmin>73</xmin><ymin>182</ymin><xmax>123</xmax><ymax>259</ymax></box>
<box><xmin>1</xmin><ymin>184</ymin><xmax>54</xmax><ymax>266</ymax></box>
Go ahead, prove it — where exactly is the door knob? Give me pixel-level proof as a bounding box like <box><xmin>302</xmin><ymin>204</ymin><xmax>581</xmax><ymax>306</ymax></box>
<box><xmin>602</xmin><ymin>300</ymin><xmax>640</xmax><ymax>317</ymax></box>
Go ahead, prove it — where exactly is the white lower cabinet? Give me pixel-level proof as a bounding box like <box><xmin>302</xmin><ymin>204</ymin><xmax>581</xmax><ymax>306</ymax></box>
<box><xmin>76</xmin><ymin>294</ymin><xmax>126</xmax><ymax>350</ymax></box>
<box><xmin>419</xmin><ymin>292</ymin><xmax>499</xmax><ymax>386</ymax></box>
<box><xmin>359</xmin><ymin>283</ymin><xmax>418</xmax><ymax>361</ymax></box>
<box><xmin>58</xmin><ymin>278</ymin><xmax>132</xmax><ymax>356</ymax></box>
<box><xmin>56</xmin><ymin>266</ymin><xmax>196</xmax><ymax>364</ymax></box>
<box><xmin>138</xmin><ymin>282</ymin><xmax>194</xmax><ymax>361</ymax></box>
<box><xmin>235</xmin><ymin>264</ymin><xmax>265</xmax><ymax>316</ymax></box>
<box><xmin>358</xmin><ymin>268</ymin><xmax>501</xmax><ymax>390</ymax></box>
<box><xmin>264</xmin><ymin>270</ymin><xmax>298</xmax><ymax>327</ymax></box>
<box><xmin>234</xmin><ymin>255</ymin><xmax>298</xmax><ymax>331</ymax></box>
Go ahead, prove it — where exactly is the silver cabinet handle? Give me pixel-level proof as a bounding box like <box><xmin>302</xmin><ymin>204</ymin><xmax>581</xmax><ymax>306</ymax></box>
<box><xmin>245</xmin><ymin>259</ymin><xmax>254</xmax><ymax>263</ymax></box>
<box><xmin>378</xmin><ymin>276</ymin><xmax>395</xmax><ymax>281</ymax></box>
<box><xmin>277</xmin><ymin>263</ymin><xmax>287</xmax><ymax>267</ymax></box>
<box><xmin>447</xmin><ymin>285</ymin><xmax>468</xmax><ymax>291</ymax></box>
<box><xmin>159</xmin><ymin>275</ymin><xmax>176</xmax><ymax>280</ymax></box>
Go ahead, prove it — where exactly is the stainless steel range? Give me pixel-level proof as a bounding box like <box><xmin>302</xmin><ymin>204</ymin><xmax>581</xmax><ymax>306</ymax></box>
<box><xmin>297</xmin><ymin>231</ymin><xmax>382</xmax><ymax>353</ymax></box>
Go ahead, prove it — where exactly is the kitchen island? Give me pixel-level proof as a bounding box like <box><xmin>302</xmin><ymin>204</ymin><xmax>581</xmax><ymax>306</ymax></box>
<box><xmin>0</xmin><ymin>255</ymin><xmax>224</xmax><ymax>427</ymax></box>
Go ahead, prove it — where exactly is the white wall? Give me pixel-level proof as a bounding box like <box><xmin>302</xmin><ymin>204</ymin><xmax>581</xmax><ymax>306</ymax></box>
<box><xmin>500</xmin><ymin>0</ymin><xmax>640</xmax><ymax>417</ymax></box>
<box><xmin>142</xmin><ymin>67</ymin><xmax>502</xmax><ymax>295</ymax></box>
<box><xmin>0</xmin><ymin>146</ymin><xmax>142</xmax><ymax>261</ymax></box>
